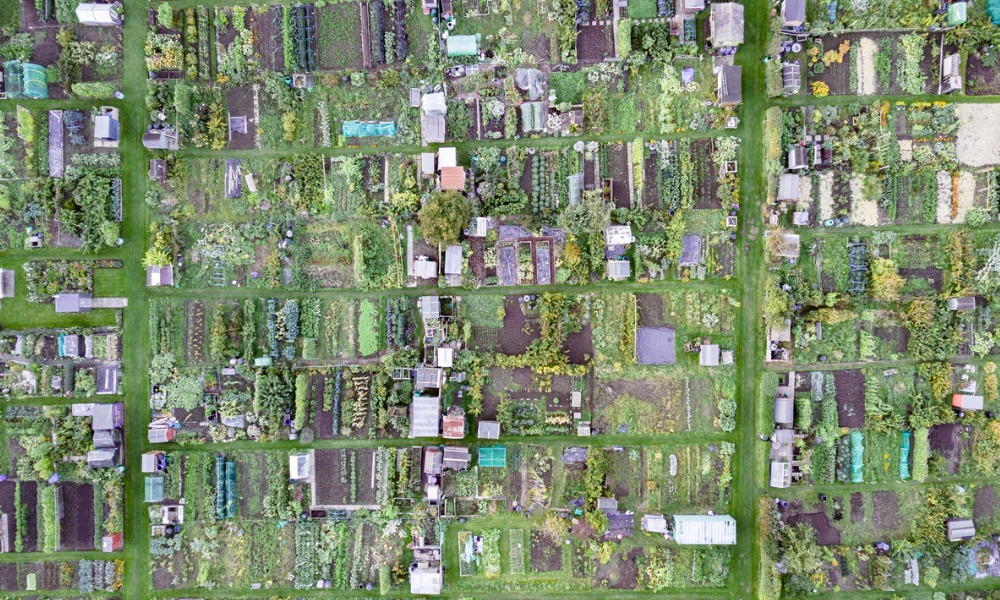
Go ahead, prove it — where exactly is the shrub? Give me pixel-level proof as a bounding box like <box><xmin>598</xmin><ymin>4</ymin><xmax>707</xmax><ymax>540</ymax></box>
<box><xmin>811</xmin><ymin>81</ymin><xmax>830</xmax><ymax>97</ymax></box>
<box><xmin>71</xmin><ymin>82</ymin><xmax>116</xmax><ymax>99</ymax></box>
<box><xmin>293</xmin><ymin>373</ymin><xmax>308</xmax><ymax>430</ymax></box>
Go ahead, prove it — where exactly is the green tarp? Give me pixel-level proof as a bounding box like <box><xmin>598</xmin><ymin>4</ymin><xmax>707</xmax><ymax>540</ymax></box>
<box><xmin>479</xmin><ymin>446</ymin><xmax>506</xmax><ymax>468</ymax></box>
<box><xmin>899</xmin><ymin>431</ymin><xmax>912</xmax><ymax>480</ymax></box>
<box><xmin>446</xmin><ymin>35</ymin><xmax>480</xmax><ymax>57</ymax></box>
<box><xmin>341</xmin><ymin>121</ymin><xmax>396</xmax><ymax>138</ymax></box>
<box><xmin>947</xmin><ymin>1</ymin><xmax>967</xmax><ymax>26</ymax></box>
<box><xmin>850</xmin><ymin>431</ymin><xmax>864</xmax><ymax>483</ymax></box>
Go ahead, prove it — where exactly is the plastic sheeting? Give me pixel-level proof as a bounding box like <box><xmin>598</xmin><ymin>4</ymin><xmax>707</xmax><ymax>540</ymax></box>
<box><xmin>341</xmin><ymin>120</ymin><xmax>396</xmax><ymax>138</ymax></box>
<box><xmin>850</xmin><ymin>430</ymin><xmax>864</xmax><ymax>483</ymax></box>
<box><xmin>899</xmin><ymin>431</ymin><xmax>912</xmax><ymax>480</ymax></box>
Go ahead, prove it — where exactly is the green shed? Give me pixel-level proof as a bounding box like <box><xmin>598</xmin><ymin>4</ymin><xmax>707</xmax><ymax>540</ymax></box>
<box><xmin>3</xmin><ymin>61</ymin><xmax>48</xmax><ymax>99</ymax></box>
<box><xmin>479</xmin><ymin>446</ymin><xmax>506</xmax><ymax>468</ymax></box>
<box><xmin>145</xmin><ymin>476</ymin><xmax>165</xmax><ymax>503</ymax></box>
<box><xmin>446</xmin><ymin>34</ymin><xmax>480</xmax><ymax>57</ymax></box>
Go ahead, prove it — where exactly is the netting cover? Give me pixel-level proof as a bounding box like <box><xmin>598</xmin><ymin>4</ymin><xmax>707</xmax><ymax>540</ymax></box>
<box><xmin>341</xmin><ymin>121</ymin><xmax>396</xmax><ymax>137</ymax></box>
<box><xmin>850</xmin><ymin>431</ymin><xmax>864</xmax><ymax>483</ymax></box>
<box><xmin>899</xmin><ymin>431</ymin><xmax>912</xmax><ymax>480</ymax></box>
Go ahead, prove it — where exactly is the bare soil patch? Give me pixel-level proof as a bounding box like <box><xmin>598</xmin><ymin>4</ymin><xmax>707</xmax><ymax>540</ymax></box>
<box><xmin>872</xmin><ymin>490</ymin><xmax>901</xmax><ymax>531</ymax></box>
<box><xmin>529</xmin><ymin>530</ymin><xmax>563</xmax><ymax>572</ymax></box>
<box><xmin>784</xmin><ymin>501</ymin><xmax>842</xmax><ymax>545</ymax></box>
<box><xmin>850</xmin><ymin>492</ymin><xmax>863</xmax><ymax>523</ymax></box>
<box><xmin>498</xmin><ymin>296</ymin><xmax>539</xmax><ymax>355</ymax></box>
<box><xmin>833</xmin><ymin>370</ymin><xmax>865</xmax><ymax>428</ymax></box>
<box><xmin>929</xmin><ymin>422</ymin><xmax>963</xmax><ymax>474</ymax></box>
<box><xmin>593</xmin><ymin>547</ymin><xmax>640</xmax><ymax>589</ymax></box>
<box><xmin>58</xmin><ymin>482</ymin><xmax>95</xmax><ymax>551</ymax></box>
<box><xmin>312</xmin><ymin>448</ymin><xmax>378</xmax><ymax>506</ymax></box>
<box><xmin>975</xmin><ymin>485</ymin><xmax>999</xmax><ymax>527</ymax></box>
<box><xmin>577</xmin><ymin>23</ymin><xmax>613</xmax><ymax>64</ymax></box>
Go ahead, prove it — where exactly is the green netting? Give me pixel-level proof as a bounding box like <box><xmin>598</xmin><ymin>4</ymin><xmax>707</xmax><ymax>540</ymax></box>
<box><xmin>215</xmin><ymin>456</ymin><xmax>226</xmax><ymax>519</ymax></box>
<box><xmin>990</xmin><ymin>0</ymin><xmax>1000</xmax><ymax>25</ymax></box>
<box><xmin>479</xmin><ymin>446</ymin><xmax>506</xmax><ymax>468</ymax></box>
<box><xmin>899</xmin><ymin>431</ymin><xmax>912</xmax><ymax>480</ymax></box>
<box><xmin>225</xmin><ymin>460</ymin><xmax>237</xmax><ymax>518</ymax></box>
<box><xmin>3</xmin><ymin>61</ymin><xmax>48</xmax><ymax>99</ymax></box>
<box><xmin>850</xmin><ymin>431</ymin><xmax>864</xmax><ymax>483</ymax></box>
<box><xmin>341</xmin><ymin>121</ymin><xmax>396</xmax><ymax>137</ymax></box>
<box><xmin>446</xmin><ymin>35</ymin><xmax>479</xmax><ymax>57</ymax></box>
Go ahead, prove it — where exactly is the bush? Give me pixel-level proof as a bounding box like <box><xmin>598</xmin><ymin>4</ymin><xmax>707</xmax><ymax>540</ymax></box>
<box><xmin>70</xmin><ymin>82</ymin><xmax>116</xmax><ymax>99</ymax></box>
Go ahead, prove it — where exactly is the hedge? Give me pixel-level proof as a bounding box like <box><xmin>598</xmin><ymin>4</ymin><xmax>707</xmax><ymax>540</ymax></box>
<box><xmin>912</xmin><ymin>427</ymin><xmax>929</xmax><ymax>482</ymax></box>
<box><xmin>71</xmin><ymin>82</ymin><xmax>117</xmax><ymax>99</ymax></box>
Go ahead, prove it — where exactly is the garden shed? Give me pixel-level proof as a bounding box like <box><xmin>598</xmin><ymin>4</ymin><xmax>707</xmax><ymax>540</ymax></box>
<box><xmin>699</xmin><ymin>344</ymin><xmax>721</xmax><ymax>367</ymax></box>
<box><xmin>642</xmin><ymin>514</ymin><xmax>668</xmax><ymax>535</ymax></box>
<box><xmin>93</xmin><ymin>429</ymin><xmax>120</xmax><ymax>449</ymax></box>
<box><xmin>54</xmin><ymin>293</ymin><xmax>92</xmax><ymax>313</ymax></box>
<box><xmin>947</xmin><ymin>519</ymin><xmax>975</xmax><ymax>541</ymax></box>
<box><xmin>443</xmin><ymin>446</ymin><xmax>471</xmax><ymax>470</ymax></box>
<box><xmin>604</xmin><ymin>225</ymin><xmax>635</xmax><ymax>246</ymax></box>
<box><xmin>777</xmin><ymin>174</ymin><xmax>800</xmax><ymax>202</ymax></box>
<box><xmin>420</xmin><ymin>296</ymin><xmax>441</xmax><ymax>321</ymax></box>
<box><xmin>774</xmin><ymin>394</ymin><xmax>793</xmax><ymax>427</ymax></box>
<box><xmin>94</xmin><ymin>114</ymin><xmax>119</xmax><ymax>142</ymax></box>
<box><xmin>289</xmin><ymin>452</ymin><xmax>312</xmax><ymax>481</ymax></box>
<box><xmin>444</xmin><ymin>245</ymin><xmax>463</xmax><ymax>285</ymax></box>
<box><xmin>709</xmin><ymin>3</ymin><xmax>744</xmax><ymax>47</ymax></box>
<box><xmin>146</xmin><ymin>264</ymin><xmax>174</xmax><ymax>287</ymax></box>
<box><xmin>442</xmin><ymin>411</ymin><xmax>465</xmax><ymax>439</ymax></box>
<box><xmin>148</xmin><ymin>427</ymin><xmax>175</xmax><ymax>443</ymax></box>
<box><xmin>479</xmin><ymin>446</ymin><xmax>506</xmax><ymax>468</ymax></box>
<box><xmin>96</xmin><ymin>366</ymin><xmax>119</xmax><ymax>395</ymax></box>
<box><xmin>607</xmin><ymin>259</ymin><xmax>630</xmax><ymax>281</ymax></box>
<box><xmin>102</xmin><ymin>533</ymin><xmax>123</xmax><ymax>552</ymax></box>
<box><xmin>421</xmin><ymin>153</ymin><xmax>436</xmax><ymax>176</ymax></box>
<box><xmin>92</xmin><ymin>402</ymin><xmax>123</xmax><ymax>430</ymax></box>
<box><xmin>439</xmin><ymin>167</ymin><xmax>466</xmax><ymax>191</ymax></box>
<box><xmin>637</xmin><ymin>326</ymin><xmax>676</xmax><ymax>365</ymax></box>
<box><xmin>717</xmin><ymin>66</ymin><xmax>742</xmax><ymax>106</ymax></box>
<box><xmin>952</xmin><ymin>394</ymin><xmax>984</xmax><ymax>410</ymax></box>
<box><xmin>597</xmin><ymin>497</ymin><xmax>619</xmax><ymax>512</ymax></box>
<box><xmin>679</xmin><ymin>235</ymin><xmax>703</xmax><ymax>266</ymax></box>
<box><xmin>410</xmin><ymin>395</ymin><xmax>442</xmax><ymax>438</ymax></box>
<box><xmin>947</xmin><ymin>296</ymin><xmax>977</xmax><ymax>311</ymax></box>
<box><xmin>477</xmin><ymin>420</ymin><xmax>500</xmax><ymax>439</ymax></box>
<box><xmin>87</xmin><ymin>448</ymin><xmax>119</xmax><ymax>469</ymax></box>
<box><xmin>673</xmin><ymin>514</ymin><xmax>737</xmax><ymax>545</ymax></box>
<box><xmin>145</xmin><ymin>476</ymin><xmax>165</xmax><ymax>503</ymax></box>
<box><xmin>60</xmin><ymin>333</ymin><xmax>83</xmax><ymax>358</ymax></box>
<box><xmin>423</xmin><ymin>447</ymin><xmax>443</xmax><ymax>475</ymax></box>
<box><xmin>75</xmin><ymin>3</ymin><xmax>123</xmax><ymax>26</ymax></box>
<box><xmin>438</xmin><ymin>146</ymin><xmax>457</xmax><ymax>168</ymax></box>
<box><xmin>414</xmin><ymin>258</ymin><xmax>437</xmax><ymax>279</ymax></box>
<box><xmin>141</xmin><ymin>452</ymin><xmax>165</xmax><ymax>473</ymax></box>
<box><xmin>415</xmin><ymin>368</ymin><xmax>446</xmax><ymax>391</ymax></box>
<box><xmin>782</xmin><ymin>62</ymin><xmax>801</xmax><ymax>95</ymax></box>
<box><xmin>446</xmin><ymin>34</ymin><xmax>480</xmax><ymax>57</ymax></box>
<box><xmin>781</xmin><ymin>0</ymin><xmax>805</xmax><ymax>26</ymax></box>
<box><xmin>788</xmin><ymin>146</ymin><xmax>808</xmax><ymax>170</ymax></box>
<box><xmin>142</xmin><ymin>129</ymin><xmax>179</xmax><ymax>150</ymax></box>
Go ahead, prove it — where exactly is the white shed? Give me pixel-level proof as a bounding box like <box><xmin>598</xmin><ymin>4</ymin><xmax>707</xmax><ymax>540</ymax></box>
<box><xmin>673</xmin><ymin>514</ymin><xmax>737</xmax><ymax>545</ymax></box>
<box><xmin>75</xmin><ymin>2</ymin><xmax>122</xmax><ymax>25</ymax></box>
<box><xmin>289</xmin><ymin>452</ymin><xmax>312</xmax><ymax>481</ymax></box>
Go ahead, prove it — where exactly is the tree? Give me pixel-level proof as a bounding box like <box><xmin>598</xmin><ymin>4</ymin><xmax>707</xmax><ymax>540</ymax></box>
<box><xmin>418</xmin><ymin>191</ymin><xmax>470</xmax><ymax>246</ymax></box>
<box><xmin>781</xmin><ymin>523</ymin><xmax>823</xmax><ymax>575</ymax></box>
<box><xmin>557</xmin><ymin>192</ymin><xmax>612</xmax><ymax>236</ymax></box>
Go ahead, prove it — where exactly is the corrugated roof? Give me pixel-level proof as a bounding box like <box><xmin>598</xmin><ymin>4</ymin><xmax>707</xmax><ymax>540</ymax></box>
<box><xmin>410</xmin><ymin>396</ymin><xmax>441</xmax><ymax>438</ymax></box>
<box><xmin>673</xmin><ymin>514</ymin><xmax>737</xmax><ymax>545</ymax></box>
<box><xmin>440</xmin><ymin>167</ymin><xmax>466</xmax><ymax>191</ymax></box>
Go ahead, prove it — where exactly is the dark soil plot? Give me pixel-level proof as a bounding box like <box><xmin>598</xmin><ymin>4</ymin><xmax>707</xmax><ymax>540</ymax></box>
<box><xmin>833</xmin><ymin>370</ymin><xmax>865</xmax><ymax>428</ymax></box>
<box><xmin>311</xmin><ymin>448</ymin><xmax>379</xmax><ymax>506</ymax></box>
<box><xmin>0</xmin><ymin>564</ymin><xmax>14</xmax><ymax>591</ymax></box>
<box><xmin>0</xmin><ymin>482</ymin><xmax>13</xmax><ymax>551</ymax></box>
<box><xmin>871</xmin><ymin>490</ymin><xmax>902</xmax><ymax>531</ymax></box>
<box><xmin>899</xmin><ymin>267</ymin><xmax>943</xmax><ymax>294</ymax></box>
<box><xmin>498</xmin><ymin>297</ymin><xmax>539</xmax><ymax>355</ymax></box>
<box><xmin>871</xmin><ymin>326</ymin><xmax>909</xmax><ymax>354</ymax></box>
<box><xmin>691</xmin><ymin>139</ymin><xmax>721</xmax><ymax>209</ymax></box>
<box><xmin>565</xmin><ymin>323</ymin><xmax>593</xmax><ymax>365</ymax></box>
<box><xmin>184</xmin><ymin>301</ymin><xmax>207</xmax><ymax>364</ymax></box>
<box><xmin>850</xmin><ymin>492</ymin><xmax>864</xmax><ymax>523</ymax></box>
<box><xmin>783</xmin><ymin>503</ymin><xmax>842</xmax><ymax>545</ymax></box>
<box><xmin>592</xmin><ymin>547</ymin><xmax>640</xmax><ymax>589</ymax></box>
<box><xmin>607</xmin><ymin>143</ymin><xmax>632</xmax><ymax>208</ymax></box>
<box><xmin>529</xmin><ymin>530</ymin><xmax>563</xmax><ymax>572</ymax></box>
<box><xmin>966</xmin><ymin>51</ymin><xmax>1000</xmax><ymax>96</ymax></box>
<box><xmin>577</xmin><ymin>23</ymin><xmax>614</xmax><ymax>64</ymax></box>
<box><xmin>309</xmin><ymin>374</ymin><xmax>338</xmax><ymax>439</ymax></box>
<box><xmin>974</xmin><ymin>485</ymin><xmax>999</xmax><ymax>529</ymax></box>
<box><xmin>929</xmin><ymin>423</ymin><xmax>964</xmax><ymax>475</ymax></box>
<box><xmin>58</xmin><ymin>482</ymin><xmax>95</xmax><ymax>551</ymax></box>
<box><xmin>642</xmin><ymin>155</ymin><xmax>660</xmax><ymax>207</ymax></box>
<box><xmin>636</xmin><ymin>293</ymin><xmax>665</xmax><ymax>327</ymax></box>
<box><xmin>254</xmin><ymin>6</ymin><xmax>284</xmax><ymax>71</ymax></box>
<box><xmin>225</xmin><ymin>87</ymin><xmax>256</xmax><ymax>150</ymax></box>
<box><xmin>20</xmin><ymin>481</ymin><xmax>37</xmax><ymax>552</ymax></box>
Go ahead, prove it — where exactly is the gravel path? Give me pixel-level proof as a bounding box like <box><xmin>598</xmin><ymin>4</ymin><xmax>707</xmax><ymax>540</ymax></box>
<box><xmin>818</xmin><ymin>172</ymin><xmax>835</xmax><ymax>220</ymax></box>
<box><xmin>856</xmin><ymin>38</ymin><xmax>878</xmax><ymax>95</ymax></box>
<box><xmin>850</xmin><ymin>174</ymin><xmax>879</xmax><ymax>225</ymax></box>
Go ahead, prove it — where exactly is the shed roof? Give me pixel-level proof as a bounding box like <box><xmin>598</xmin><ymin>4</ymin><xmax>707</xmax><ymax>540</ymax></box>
<box><xmin>952</xmin><ymin>394</ymin><xmax>984</xmax><ymax>410</ymax></box>
<box><xmin>769</xmin><ymin>460</ymin><xmax>791</xmax><ymax>488</ymax></box>
<box><xmin>718</xmin><ymin>65</ymin><xmax>742</xmax><ymax>105</ymax></box>
<box><xmin>442</xmin><ymin>413</ymin><xmax>465</xmax><ymax>439</ymax></box>
<box><xmin>94</xmin><ymin>115</ymin><xmax>119</xmax><ymax>141</ymax></box>
<box><xmin>700</xmin><ymin>344</ymin><xmax>721</xmax><ymax>367</ymax></box>
<box><xmin>148</xmin><ymin>159</ymin><xmax>167</xmax><ymax>181</ymax></box>
<box><xmin>604</xmin><ymin>225</ymin><xmax>635</xmax><ymax>246</ymax></box>
<box><xmin>141</xmin><ymin>452</ymin><xmax>164</xmax><ymax>473</ymax></box>
<box><xmin>774</xmin><ymin>396</ymin><xmax>794</xmax><ymax>425</ymax></box>
<box><xmin>421</xmin><ymin>152</ymin><xmax>436</xmax><ymax>175</ymax></box>
<box><xmin>782</xmin><ymin>61</ymin><xmax>802</xmax><ymax>92</ymax></box>
<box><xmin>444</xmin><ymin>245</ymin><xmax>463</xmax><ymax>275</ymax></box>
<box><xmin>673</xmin><ymin>514</ymin><xmax>737</xmax><ymax>545</ymax></box>
<box><xmin>410</xmin><ymin>395</ymin><xmax>441</xmax><ymax>438</ymax></box>
<box><xmin>91</xmin><ymin>402</ymin><xmax>121</xmax><ymax>430</ymax></box>
<box><xmin>440</xmin><ymin>167</ymin><xmax>466</xmax><ymax>191</ymax></box>
<box><xmin>642</xmin><ymin>514</ymin><xmax>668</xmax><ymax>533</ymax></box>
<box><xmin>95</xmin><ymin>366</ymin><xmax>119</xmax><ymax>395</ymax></box>
<box><xmin>55</xmin><ymin>293</ymin><xmax>92</xmax><ymax>313</ymax></box>
<box><xmin>289</xmin><ymin>452</ymin><xmax>312</xmax><ymax>480</ymax></box>
<box><xmin>421</xmin><ymin>92</ymin><xmax>447</xmax><ymax>115</ymax></box>
<box><xmin>679</xmin><ymin>234</ymin><xmax>703</xmax><ymax>266</ymax></box>
<box><xmin>778</xmin><ymin>173</ymin><xmax>800</xmax><ymax>201</ymax></box>
<box><xmin>413</xmin><ymin>259</ymin><xmax>438</xmax><ymax>279</ymax></box>
<box><xmin>87</xmin><ymin>448</ymin><xmax>118</xmax><ymax>468</ymax></box>
<box><xmin>420</xmin><ymin>295</ymin><xmax>441</xmax><ymax>320</ymax></box>
<box><xmin>75</xmin><ymin>3</ymin><xmax>121</xmax><ymax>25</ymax></box>
<box><xmin>477</xmin><ymin>420</ymin><xmax>500</xmax><ymax>439</ymax></box>
<box><xmin>443</xmin><ymin>446</ymin><xmax>471</xmax><ymax>470</ymax></box>
<box><xmin>438</xmin><ymin>147</ymin><xmax>457</xmax><ymax>168</ymax></box>
<box><xmin>788</xmin><ymin>146</ymin><xmax>808</xmax><ymax>170</ymax></box>
<box><xmin>947</xmin><ymin>518</ymin><xmax>975</xmax><ymax>541</ymax></box>
<box><xmin>607</xmin><ymin>259</ymin><xmax>631</xmax><ymax>281</ymax></box>
<box><xmin>781</xmin><ymin>0</ymin><xmax>806</xmax><ymax>23</ymax></box>
<box><xmin>710</xmin><ymin>3</ymin><xmax>745</xmax><ymax>45</ymax></box>
<box><xmin>637</xmin><ymin>326</ymin><xmax>676</xmax><ymax>365</ymax></box>
<box><xmin>415</xmin><ymin>368</ymin><xmax>445</xmax><ymax>390</ymax></box>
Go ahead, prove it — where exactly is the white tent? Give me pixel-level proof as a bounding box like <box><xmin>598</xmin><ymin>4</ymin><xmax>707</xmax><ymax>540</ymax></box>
<box><xmin>75</xmin><ymin>3</ymin><xmax>122</xmax><ymax>26</ymax></box>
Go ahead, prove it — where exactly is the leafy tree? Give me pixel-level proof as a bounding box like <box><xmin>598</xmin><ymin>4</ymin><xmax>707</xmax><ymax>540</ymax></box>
<box><xmin>557</xmin><ymin>192</ymin><xmax>612</xmax><ymax>236</ymax></box>
<box><xmin>418</xmin><ymin>191</ymin><xmax>470</xmax><ymax>246</ymax></box>
<box><xmin>869</xmin><ymin>257</ymin><xmax>904</xmax><ymax>302</ymax></box>
<box><xmin>780</xmin><ymin>523</ymin><xmax>823</xmax><ymax>575</ymax></box>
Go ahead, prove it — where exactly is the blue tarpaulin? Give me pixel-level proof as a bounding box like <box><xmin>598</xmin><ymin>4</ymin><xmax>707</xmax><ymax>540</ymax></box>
<box><xmin>341</xmin><ymin>121</ymin><xmax>396</xmax><ymax>138</ymax></box>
